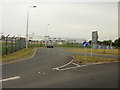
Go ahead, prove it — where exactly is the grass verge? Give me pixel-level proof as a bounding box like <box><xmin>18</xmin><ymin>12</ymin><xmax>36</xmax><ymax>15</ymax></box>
<box><xmin>74</xmin><ymin>55</ymin><xmax>119</xmax><ymax>64</ymax></box>
<box><xmin>65</xmin><ymin>48</ymin><xmax>119</xmax><ymax>55</ymax></box>
<box><xmin>2</xmin><ymin>47</ymin><xmax>36</xmax><ymax>61</ymax></box>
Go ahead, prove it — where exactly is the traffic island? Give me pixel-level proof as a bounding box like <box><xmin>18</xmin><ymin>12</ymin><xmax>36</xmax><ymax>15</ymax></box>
<box><xmin>73</xmin><ymin>55</ymin><xmax>119</xmax><ymax>64</ymax></box>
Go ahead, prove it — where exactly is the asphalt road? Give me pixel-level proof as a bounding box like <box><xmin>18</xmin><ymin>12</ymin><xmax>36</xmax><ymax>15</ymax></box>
<box><xmin>2</xmin><ymin>47</ymin><xmax>119</xmax><ymax>88</ymax></box>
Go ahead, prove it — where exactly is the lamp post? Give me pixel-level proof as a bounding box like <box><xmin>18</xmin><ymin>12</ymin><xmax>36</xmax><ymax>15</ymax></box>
<box><xmin>26</xmin><ymin>6</ymin><xmax>37</xmax><ymax>48</ymax></box>
<box><xmin>45</xmin><ymin>24</ymin><xmax>50</xmax><ymax>46</ymax></box>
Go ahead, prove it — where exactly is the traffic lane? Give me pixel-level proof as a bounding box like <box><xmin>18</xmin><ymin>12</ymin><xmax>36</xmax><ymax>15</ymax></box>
<box><xmin>2</xmin><ymin>48</ymin><xmax>73</xmax><ymax>79</ymax></box>
<box><xmin>1</xmin><ymin>49</ymin><xmax>118</xmax><ymax>87</ymax></box>
<box><xmin>35</xmin><ymin>62</ymin><xmax>118</xmax><ymax>88</ymax></box>
<box><xmin>3</xmin><ymin>62</ymin><xmax>118</xmax><ymax>88</ymax></box>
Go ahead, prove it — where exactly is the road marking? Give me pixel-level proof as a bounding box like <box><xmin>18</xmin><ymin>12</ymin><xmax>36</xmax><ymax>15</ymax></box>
<box><xmin>0</xmin><ymin>76</ymin><xmax>21</xmax><ymax>82</ymax></box>
<box><xmin>58</xmin><ymin>64</ymin><xmax>89</xmax><ymax>71</ymax></box>
<box><xmin>53</xmin><ymin>60</ymin><xmax>93</xmax><ymax>71</ymax></box>
<box><xmin>71</xmin><ymin>62</ymin><xmax>80</xmax><ymax>67</ymax></box>
<box><xmin>52</xmin><ymin>59</ymin><xmax>73</xmax><ymax>70</ymax></box>
<box><xmin>53</xmin><ymin>68</ymin><xmax>59</xmax><ymax>70</ymax></box>
<box><xmin>53</xmin><ymin>57</ymin><xmax>119</xmax><ymax>71</ymax></box>
<box><xmin>58</xmin><ymin>66</ymin><xmax>79</xmax><ymax>71</ymax></box>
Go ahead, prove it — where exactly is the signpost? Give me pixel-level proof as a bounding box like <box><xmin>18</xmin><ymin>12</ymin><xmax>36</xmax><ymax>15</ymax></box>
<box><xmin>92</xmin><ymin>31</ymin><xmax>98</xmax><ymax>49</ymax></box>
<box><xmin>82</xmin><ymin>41</ymin><xmax>89</xmax><ymax>64</ymax></box>
<box><xmin>91</xmin><ymin>40</ymin><xmax>93</xmax><ymax>56</ymax></box>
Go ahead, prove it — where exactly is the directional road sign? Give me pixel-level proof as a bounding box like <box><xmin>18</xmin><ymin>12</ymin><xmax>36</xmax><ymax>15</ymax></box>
<box><xmin>82</xmin><ymin>41</ymin><xmax>89</xmax><ymax>47</ymax></box>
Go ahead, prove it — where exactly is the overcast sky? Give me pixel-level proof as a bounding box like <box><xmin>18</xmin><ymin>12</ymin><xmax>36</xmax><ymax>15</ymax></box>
<box><xmin>1</xmin><ymin>0</ymin><xmax>119</xmax><ymax>41</ymax></box>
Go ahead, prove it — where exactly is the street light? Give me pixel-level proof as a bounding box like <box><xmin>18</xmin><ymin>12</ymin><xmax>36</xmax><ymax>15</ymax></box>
<box><xmin>45</xmin><ymin>24</ymin><xmax>50</xmax><ymax>37</ymax></box>
<box><xmin>26</xmin><ymin>6</ymin><xmax>37</xmax><ymax>48</ymax></box>
<box><xmin>45</xmin><ymin>24</ymin><xmax>50</xmax><ymax>46</ymax></box>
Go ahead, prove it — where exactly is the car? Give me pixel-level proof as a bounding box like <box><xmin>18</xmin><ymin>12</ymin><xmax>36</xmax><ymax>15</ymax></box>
<box><xmin>47</xmin><ymin>45</ymin><xmax>54</xmax><ymax>48</ymax></box>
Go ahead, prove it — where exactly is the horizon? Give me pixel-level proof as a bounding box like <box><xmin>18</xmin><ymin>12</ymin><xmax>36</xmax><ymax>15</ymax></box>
<box><xmin>1</xmin><ymin>1</ymin><xmax>119</xmax><ymax>41</ymax></box>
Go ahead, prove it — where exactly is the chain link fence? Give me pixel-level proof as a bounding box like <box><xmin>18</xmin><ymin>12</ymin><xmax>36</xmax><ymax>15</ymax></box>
<box><xmin>1</xmin><ymin>35</ymin><xmax>44</xmax><ymax>56</ymax></box>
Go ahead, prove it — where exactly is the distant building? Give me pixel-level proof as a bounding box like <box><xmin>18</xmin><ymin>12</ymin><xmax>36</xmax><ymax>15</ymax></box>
<box><xmin>28</xmin><ymin>34</ymin><xmax>84</xmax><ymax>44</ymax></box>
<box><xmin>28</xmin><ymin>34</ymin><xmax>44</xmax><ymax>41</ymax></box>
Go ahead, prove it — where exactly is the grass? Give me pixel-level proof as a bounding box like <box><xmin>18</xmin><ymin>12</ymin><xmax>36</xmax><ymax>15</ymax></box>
<box><xmin>54</xmin><ymin>44</ymin><xmax>83</xmax><ymax>48</ymax></box>
<box><xmin>74</xmin><ymin>55</ymin><xmax>119</xmax><ymax>64</ymax></box>
<box><xmin>2</xmin><ymin>47</ymin><xmax>36</xmax><ymax>61</ymax></box>
<box><xmin>1</xmin><ymin>41</ymin><xmax>44</xmax><ymax>55</ymax></box>
<box><xmin>65</xmin><ymin>48</ymin><xmax>119</xmax><ymax>55</ymax></box>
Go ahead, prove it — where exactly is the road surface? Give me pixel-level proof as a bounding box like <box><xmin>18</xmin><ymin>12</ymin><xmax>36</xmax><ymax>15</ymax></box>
<box><xmin>2</xmin><ymin>48</ymin><xmax>119</xmax><ymax>88</ymax></box>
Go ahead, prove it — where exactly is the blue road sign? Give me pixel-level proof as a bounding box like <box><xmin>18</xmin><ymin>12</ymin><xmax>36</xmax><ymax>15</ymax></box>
<box><xmin>82</xmin><ymin>41</ymin><xmax>89</xmax><ymax>47</ymax></box>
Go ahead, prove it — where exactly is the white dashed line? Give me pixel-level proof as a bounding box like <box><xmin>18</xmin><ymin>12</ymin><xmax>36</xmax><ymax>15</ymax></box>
<box><xmin>0</xmin><ymin>76</ymin><xmax>21</xmax><ymax>82</ymax></box>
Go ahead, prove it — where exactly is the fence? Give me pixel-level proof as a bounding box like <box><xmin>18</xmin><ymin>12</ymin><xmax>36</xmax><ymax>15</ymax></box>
<box><xmin>1</xmin><ymin>35</ymin><xmax>44</xmax><ymax>55</ymax></box>
<box><xmin>1</xmin><ymin>35</ymin><xmax>25</xmax><ymax>55</ymax></box>
<box><xmin>28</xmin><ymin>40</ymin><xmax>45</xmax><ymax>47</ymax></box>
<box><xmin>1</xmin><ymin>34</ymin><xmax>91</xmax><ymax>55</ymax></box>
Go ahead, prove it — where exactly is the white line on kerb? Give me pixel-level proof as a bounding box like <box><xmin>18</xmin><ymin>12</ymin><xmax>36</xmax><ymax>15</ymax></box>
<box><xmin>59</xmin><ymin>66</ymin><xmax>79</xmax><ymax>71</ymax></box>
<box><xmin>52</xmin><ymin>59</ymin><xmax>73</xmax><ymax>70</ymax></box>
<box><xmin>58</xmin><ymin>64</ymin><xmax>89</xmax><ymax>71</ymax></box>
<box><xmin>0</xmin><ymin>76</ymin><xmax>21</xmax><ymax>82</ymax></box>
<box><xmin>71</xmin><ymin>62</ymin><xmax>80</xmax><ymax>67</ymax></box>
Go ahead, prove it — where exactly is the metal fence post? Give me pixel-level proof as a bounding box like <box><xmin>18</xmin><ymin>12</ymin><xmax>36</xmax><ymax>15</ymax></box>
<box><xmin>5</xmin><ymin>37</ymin><xmax>7</xmax><ymax>55</ymax></box>
<box><xmin>15</xmin><ymin>37</ymin><xmax>18</xmax><ymax>52</ymax></box>
<box><xmin>27</xmin><ymin>40</ymin><xmax>29</xmax><ymax>48</ymax></box>
<box><xmin>5</xmin><ymin>34</ymin><xmax>10</xmax><ymax>55</ymax></box>
<box><xmin>19</xmin><ymin>37</ymin><xmax>21</xmax><ymax>49</ymax></box>
<box><xmin>37</xmin><ymin>40</ymin><xmax>38</xmax><ymax>47</ymax></box>
<box><xmin>11</xmin><ymin>35</ymin><xmax>15</xmax><ymax>53</ymax></box>
<box><xmin>11</xmin><ymin>37</ymin><xmax>13</xmax><ymax>53</ymax></box>
<box><xmin>15</xmin><ymin>38</ymin><xmax>16</xmax><ymax>52</ymax></box>
<box><xmin>1</xmin><ymin>35</ymin><xmax>5</xmax><ymax>55</ymax></box>
<box><xmin>18</xmin><ymin>38</ymin><xmax>19</xmax><ymax>50</ymax></box>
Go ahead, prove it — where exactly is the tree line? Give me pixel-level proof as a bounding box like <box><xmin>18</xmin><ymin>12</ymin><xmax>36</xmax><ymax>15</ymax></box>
<box><xmin>89</xmin><ymin>38</ymin><xmax>120</xmax><ymax>48</ymax></box>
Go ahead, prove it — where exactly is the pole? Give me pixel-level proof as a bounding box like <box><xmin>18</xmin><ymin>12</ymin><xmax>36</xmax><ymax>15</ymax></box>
<box><xmin>45</xmin><ymin>24</ymin><xmax>50</xmax><ymax>46</ymax></box>
<box><xmin>5</xmin><ymin>37</ymin><xmax>7</xmax><ymax>55</ymax></box>
<box><xmin>91</xmin><ymin>41</ymin><xmax>92</xmax><ymax>56</ymax></box>
<box><xmin>15</xmin><ymin>38</ymin><xmax>16</xmax><ymax>52</ymax></box>
<box><xmin>15</xmin><ymin>37</ymin><xmax>18</xmax><ymax>51</ymax></box>
<box><xmin>26</xmin><ymin>6</ymin><xmax>37</xmax><ymax>48</ymax></box>
<box><xmin>84</xmin><ymin>47</ymin><xmax>86</xmax><ymax>64</ymax></box>
<box><xmin>19</xmin><ymin>37</ymin><xmax>21</xmax><ymax>49</ymax></box>
<box><xmin>26</xmin><ymin>7</ymin><xmax>30</xmax><ymax>48</ymax></box>
<box><xmin>5</xmin><ymin>34</ymin><xmax>10</xmax><ymax>55</ymax></box>
<box><xmin>11</xmin><ymin>35</ymin><xmax>15</xmax><ymax>53</ymax></box>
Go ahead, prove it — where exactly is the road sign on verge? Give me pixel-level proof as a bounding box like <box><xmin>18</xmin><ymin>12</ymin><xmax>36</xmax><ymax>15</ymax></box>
<box><xmin>82</xmin><ymin>41</ymin><xmax>89</xmax><ymax>47</ymax></box>
<box><xmin>82</xmin><ymin>41</ymin><xmax>89</xmax><ymax>64</ymax></box>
